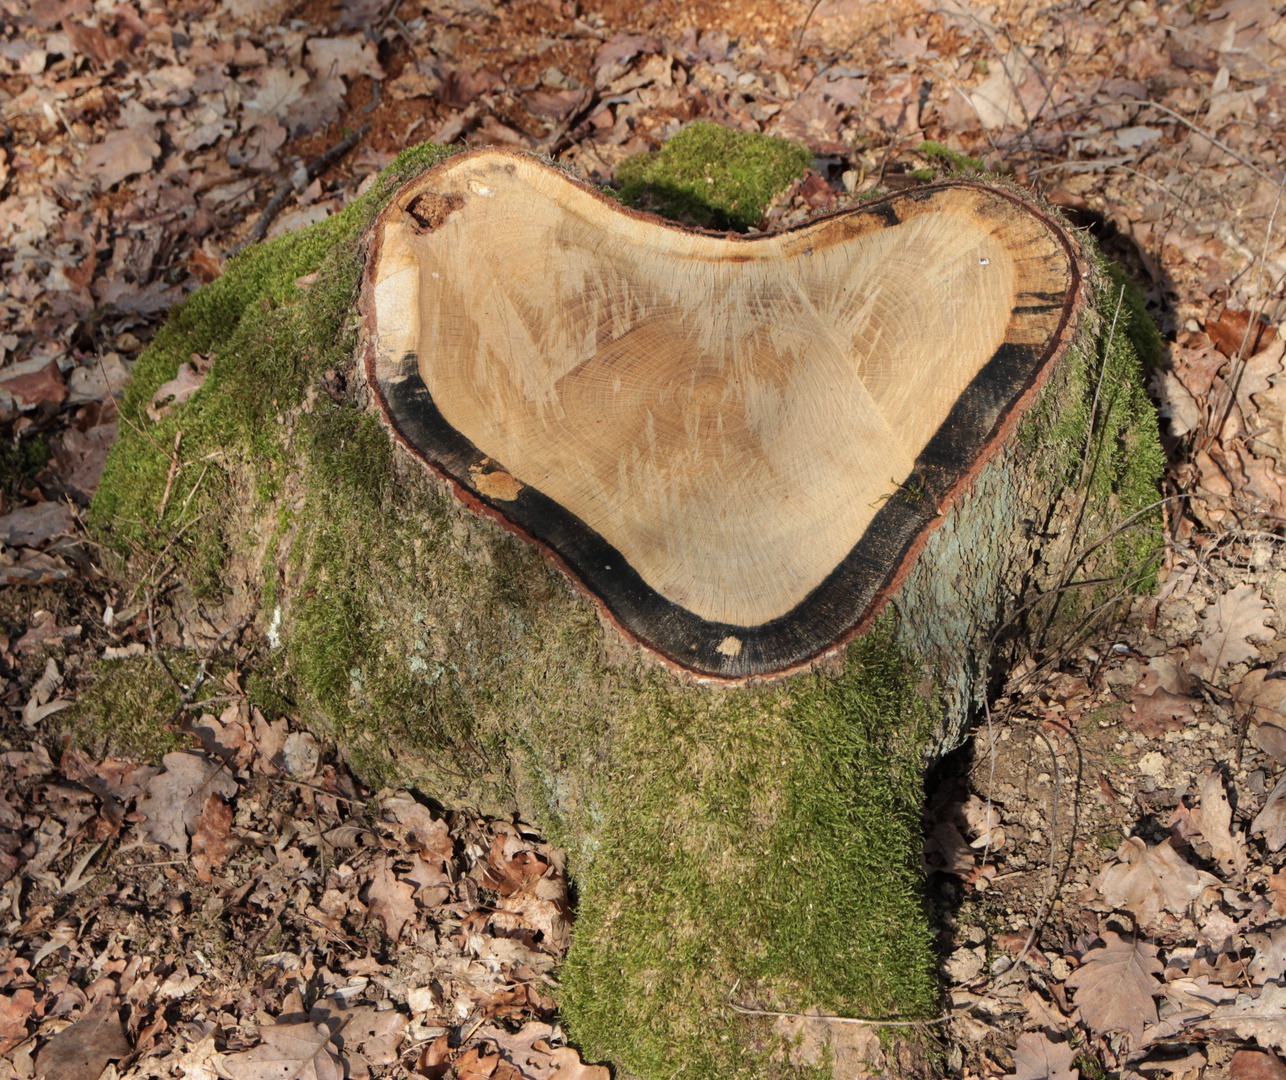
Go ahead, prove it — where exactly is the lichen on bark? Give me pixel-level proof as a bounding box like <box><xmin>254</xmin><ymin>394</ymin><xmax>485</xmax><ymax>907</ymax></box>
<box><xmin>85</xmin><ymin>129</ymin><xmax>1164</xmax><ymax>1079</ymax></box>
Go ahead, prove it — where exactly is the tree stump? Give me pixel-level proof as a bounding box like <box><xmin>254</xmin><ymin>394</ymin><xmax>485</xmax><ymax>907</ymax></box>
<box><xmin>89</xmin><ymin>134</ymin><xmax>1164</xmax><ymax>1079</ymax></box>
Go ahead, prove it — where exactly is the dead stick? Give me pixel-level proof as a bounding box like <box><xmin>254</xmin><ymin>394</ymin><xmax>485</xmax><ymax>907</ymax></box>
<box><xmin>233</xmin><ymin>123</ymin><xmax>370</xmax><ymax>255</ymax></box>
<box><xmin>157</xmin><ymin>428</ymin><xmax>183</xmax><ymax>521</ymax></box>
<box><xmin>728</xmin><ymin>1001</ymin><xmax>952</xmax><ymax>1026</ymax></box>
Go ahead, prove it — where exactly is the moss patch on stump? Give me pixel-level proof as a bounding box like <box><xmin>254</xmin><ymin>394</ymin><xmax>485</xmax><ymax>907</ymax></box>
<box><xmin>615</xmin><ymin>120</ymin><xmax>812</xmax><ymax>230</ymax></box>
<box><xmin>85</xmin><ymin>125</ymin><xmax>1163</xmax><ymax>1079</ymax></box>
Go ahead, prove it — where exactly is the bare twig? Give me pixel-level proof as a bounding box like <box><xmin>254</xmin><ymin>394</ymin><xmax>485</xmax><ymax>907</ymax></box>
<box><xmin>157</xmin><ymin>428</ymin><xmax>183</xmax><ymax>521</ymax></box>
<box><xmin>232</xmin><ymin>123</ymin><xmax>370</xmax><ymax>256</ymax></box>
<box><xmin>795</xmin><ymin>0</ymin><xmax>825</xmax><ymax>58</ymax></box>
<box><xmin>727</xmin><ymin>1001</ymin><xmax>953</xmax><ymax>1026</ymax></box>
<box><xmin>1117</xmin><ymin>99</ymin><xmax>1280</xmax><ymax>187</ymax></box>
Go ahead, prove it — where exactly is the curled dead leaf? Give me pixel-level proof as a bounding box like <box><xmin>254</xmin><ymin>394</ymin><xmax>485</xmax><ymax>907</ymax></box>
<box><xmin>147</xmin><ymin>362</ymin><xmax>206</xmax><ymax>422</ymax></box>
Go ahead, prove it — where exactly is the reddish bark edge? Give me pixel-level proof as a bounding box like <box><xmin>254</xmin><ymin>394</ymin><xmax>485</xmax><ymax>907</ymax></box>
<box><xmin>359</xmin><ymin>149</ymin><xmax>1090</xmax><ymax>686</ymax></box>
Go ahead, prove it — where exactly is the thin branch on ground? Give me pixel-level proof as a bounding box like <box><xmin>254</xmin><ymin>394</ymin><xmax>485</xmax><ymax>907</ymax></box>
<box><xmin>232</xmin><ymin>123</ymin><xmax>370</xmax><ymax>255</ymax></box>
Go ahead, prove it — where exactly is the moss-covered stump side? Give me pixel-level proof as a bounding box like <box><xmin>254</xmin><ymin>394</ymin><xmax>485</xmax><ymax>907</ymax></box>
<box><xmin>896</xmin><ymin>248</ymin><xmax>1165</xmax><ymax>753</ymax></box>
<box><xmin>85</xmin><ymin>129</ymin><xmax>1164</xmax><ymax>1080</ymax></box>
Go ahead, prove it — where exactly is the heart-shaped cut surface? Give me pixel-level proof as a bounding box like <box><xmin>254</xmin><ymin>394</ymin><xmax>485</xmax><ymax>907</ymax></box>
<box><xmin>365</xmin><ymin>149</ymin><xmax>1081</xmax><ymax>678</ymax></box>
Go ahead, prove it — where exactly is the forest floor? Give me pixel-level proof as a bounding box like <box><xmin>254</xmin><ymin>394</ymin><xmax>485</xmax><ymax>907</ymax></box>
<box><xmin>2</xmin><ymin>0</ymin><xmax>1286</xmax><ymax>1077</ymax></box>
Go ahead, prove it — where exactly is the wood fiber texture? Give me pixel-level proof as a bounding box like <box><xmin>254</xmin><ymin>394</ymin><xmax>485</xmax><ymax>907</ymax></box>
<box><xmin>364</xmin><ymin>149</ymin><xmax>1085</xmax><ymax>679</ymax></box>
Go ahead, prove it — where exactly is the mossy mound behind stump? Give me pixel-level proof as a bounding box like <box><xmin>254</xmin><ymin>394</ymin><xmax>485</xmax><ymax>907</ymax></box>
<box><xmin>86</xmin><ymin>129</ymin><xmax>1164</xmax><ymax>1079</ymax></box>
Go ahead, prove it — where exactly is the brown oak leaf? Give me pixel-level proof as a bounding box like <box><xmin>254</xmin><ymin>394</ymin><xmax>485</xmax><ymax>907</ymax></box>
<box><xmin>1236</xmin><ymin>667</ymin><xmax>1286</xmax><ymax>735</ymax></box>
<box><xmin>1126</xmin><ymin>689</ymin><xmax>1200</xmax><ymax>736</ymax></box>
<box><xmin>1006</xmin><ymin>1031</ymin><xmax>1079</xmax><ymax>1080</ymax></box>
<box><xmin>85</xmin><ymin>126</ymin><xmax>159</xmax><ymax>188</ymax></box>
<box><xmin>190</xmin><ymin>792</ymin><xmax>234</xmax><ymax>882</ymax></box>
<box><xmin>1252</xmin><ymin>774</ymin><xmax>1286</xmax><ymax>851</ymax></box>
<box><xmin>146</xmin><ymin>362</ymin><xmax>205</xmax><ymax>421</ymax></box>
<box><xmin>379</xmin><ymin>790</ymin><xmax>453</xmax><ymax>862</ymax></box>
<box><xmin>1188</xmin><ymin>769</ymin><xmax>1249</xmax><ymax>878</ymax></box>
<box><xmin>1231</xmin><ymin>1048</ymin><xmax>1286</xmax><ymax>1080</ymax></box>
<box><xmin>1200</xmin><ymin>583</ymin><xmax>1276</xmax><ymax>670</ymax></box>
<box><xmin>217</xmin><ymin>1018</ymin><xmax>345</xmax><ymax>1080</ymax></box>
<box><xmin>1205</xmin><ymin>983</ymin><xmax>1286</xmax><ymax>1053</ymax></box>
<box><xmin>1064</xmin><ymin>931</ymin><xmax>1163</xmax><ymax>1043</ymax></box>
<box><xmin>135</xmin><ymin>752</ymin><xmax>238</xmax><ymax>855</ymax></box>
<box><xmin>1247</xmin><ymin>924</ymin><xmax>1286</xmax><ymax>985</ymax></box>
<box><xmin>364</xmin><ymin>854</ymin><xmax>417</xmax><ymax>941</ymax></box>
<box><xmin>1092</xmin><ymin>837</ymin><xmax>1218</xmax><ymax>928</ymax></box>
<box><xmin>0</xmin><ymin>988</ymin><xmax>39</xmax><ymax>1054</ymax></box>
<box><xmin>1258</xmin><ymin>721</ymin><xmax>1286</xmax><ymax>763</ymax></box>
<box><xmin>34</xmin><ymin>994</ymin><xmax>131</xmax><ymax>1080</ymax></box>
<box><xmin>1269</xmin><ymin>867</ymin><xmax>1286</xmax><ymax>916</ymax></box>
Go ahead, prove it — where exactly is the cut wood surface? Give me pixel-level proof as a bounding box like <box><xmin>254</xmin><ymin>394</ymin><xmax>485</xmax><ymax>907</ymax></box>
<box><xmin>364</xmin><ymin>148</ymin><xmax>1084</xmax><ymax>679</ymax></box>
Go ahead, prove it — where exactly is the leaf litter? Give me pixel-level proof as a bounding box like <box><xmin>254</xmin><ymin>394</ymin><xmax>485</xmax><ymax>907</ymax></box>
<box><xmin>3</xmin><ymin>0</ymin><xmax>1286</xmax><ymax>1076</ymax></box>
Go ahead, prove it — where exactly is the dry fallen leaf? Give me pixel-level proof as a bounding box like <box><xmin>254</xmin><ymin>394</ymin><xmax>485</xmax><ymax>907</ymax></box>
<box><xmin>1126</xmin><ymin>689</ymin><xmax>1200</xmax><ymax>736</ymax></box>
<box><xmin>923</xmin><ymin>819</ymin><xmax>981</xmax><ymax>878</ymax></box>
<box><xmin>1269</xmin><ymin>867</ymin><xmax>1286</xmax><ymax>916</ymax></box>
<box><xmin>1231</xmin><ymin>1048</ymin><xmax>1286</xmax><ymax>1080</ymax></box>
<box><xmin>1207</xmin><ymin>308</ymin><xmax>1275</xmax><ymax>358</ymax></box>
<box><xmin>770</xmin><ymin>1007</ymin><xmax>884</xmax><ymax>1078</ymax></box>
<box><xmin>332</xmin><ymin>1005</ymin><xmax>406</xmax><ymax>1066</ymax></box>
<box><xmin>1247</xmin><ymin>924</ymin><xmax>1286</xmax><ymax>985</ymax></box>
<box><xmin>135</xmin><ymin>752</ymin><xmax>238</xmax><ymax>854</ymax></box>
<box><xmin>469</xmin><ymin>1021</ymin><xmax>610</xmax><ymax>1079</ymax></box>
<box><xmin>380</xmin><ymin>790</ymin><xmax>453</xmax><ymax>862</ymax></box>
<box><xmin>364</xmin><ymin>854</ymin><xmax>417</xmax><ymax>941</ymax></box>
<box><xmin>1160</xmin><ymin>974</ymin><xmax>1237</xmax><ymax>1013</ymax></box>
<box><xmin>217</xmin><ymin>1019</ymin><xmax>345</xmax><ymax>1080</ymax></box>
<box><xmin>190</xmin><ymin>791</ymin><xmax>235</xmax><ymax>881</ymax></box>
<box><xmin>1064</xmin><ymin>931</ymin><xmax>1163</xmax><ymax>1044</ymax></box>
<box><xmin>1237</xmin><ymin>669</ymin><xmax>1286</xmax><ymax>727</ymax></box>
<box><xmin>1200</xmin><ymin>583</ymin><xmax>1276</xmax><ymax>670</ymax></box>
<box><xmin>1258</xmin><ymin>722</ymin><xmax>1286</xmax><ymax>763</ymax></box>
<box><xmin>146</xmin><ymin>362</ymin><xmax>205</xmax><ymax>422</ymax></box>
<box><xmin>304</xmin><ymin>36</ymin><xmax>382</xmax><ymax>80</ymax></box>
<box><xmin>495</xmin><ymin>876</ymin><xmax>573</xmax><ymax>954</ymax></box>
<box><xmin>84</xmin><ymin>125</ymin><xmax>160</xmax><ymax>189</ymax></box>
<box><xmin>1092</xmin><ymin>837</ymin><xmax>1219</xmax><ymax>928</ymax></box>
<box><xmin>1136</xmin><ymin>652</ymin><xmax>1199</xmax><ymax>696</ymax></box>
<box><xmin>34</xmin><ymin>994</ymin><xmax>131</xmax><ymax>1080</ymax></box>
<box><xmin>962</xmin><ymin>794</ymin><xmax>1006</xmax><ymax>849</ymax></box>
<box><xmin>1188</xmin><ymin>769</ymin><xmax>1249</xmax><ymax>878</ymax></box>
<box><xmin>0</xmin><ymin>988</ymin><xmax>39</xmax><ymax>1054</ymax></box>
<box><xmin>1252</xmin><ymin>773</ymin><xmax>1286</xmax><ymax>851</ymax></box>
<box><xmin>0</xmin><ymin>358</ymin><xmax>68</xmax><ymax>409</ymax></box>
<box><xmin>592</xmin><ymin>31</ymin><xmax>661</xmax><ymax>71</ymax></box>
<box><xmin>1204</xmin><ymin>982</ymin><xmax>1286</xmax><ymax>1053</ymax></box>
<box><xmin>1021</xmin><ymin>988</ymin><xmax>1068</xmax><ymax>1034</ymax></box>
<box><xmin>1005</xmin><ymin>1031</ymin><xmax>1079</xmax><ymax>1080</ymax></box>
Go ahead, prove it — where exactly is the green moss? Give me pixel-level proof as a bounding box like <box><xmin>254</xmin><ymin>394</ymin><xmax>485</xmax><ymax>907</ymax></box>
<box><xmin>616</xmin><ymin>121</ymin><xmax>812</xmax><ymax>230</ymax></box>
<box><xmin>562</xmin><ymin>623</ymin><xmax>938</xmax><ymax>1077</ymax></box>
<box><xmin>89</xmin><ymin>138</ymin><xmax>463</xmax><ymax>574</ymax></box>
<box><xmin>0</xmin><ymin>431</ymin><xmax>50</xmax><ymax>501</ymax></box>
<box><xmin>917</xmin><ymin>141</ymin><xmax>989</xmax><ymax>173</ymax></box>
<box><xmin>1017</xmin><ymin>248</ymin><xmax>1166</xmax><ymax>608</ymax></box>
<box><xmin>1103</xmin><ymin>259</ymin><xmax>1165</xmax><ymax>371</ymax></box>
<box><xmin>67</xmin><ymin>655</ymin><xmax>192</xmax><ymax>760</ymax></box>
